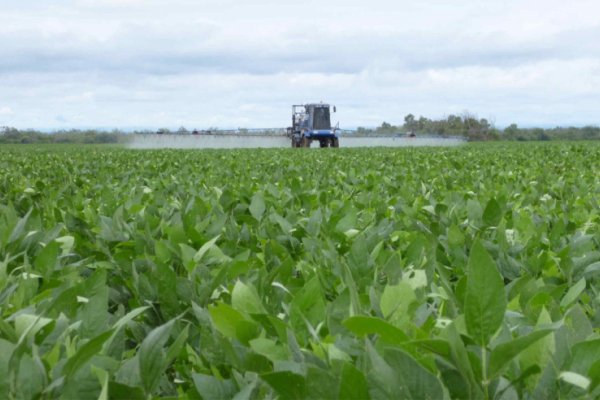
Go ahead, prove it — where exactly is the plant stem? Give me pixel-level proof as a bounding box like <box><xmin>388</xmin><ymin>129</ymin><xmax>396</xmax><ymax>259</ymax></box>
<box><xmin>482</xmin><ymin>345</ymin><xmax>489</xmax><ymax>400</ymax></box>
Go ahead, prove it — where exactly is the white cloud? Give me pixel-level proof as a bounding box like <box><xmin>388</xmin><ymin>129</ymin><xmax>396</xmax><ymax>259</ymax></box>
<box><xmin>0</xmin><ymin>107</ymin><xmax>14</xmax><ymax>116</ymax></box>
<box><xmin>0</xmin><ymin>0</ymin><xmax>599</xmax><ymax>128</ymax></box>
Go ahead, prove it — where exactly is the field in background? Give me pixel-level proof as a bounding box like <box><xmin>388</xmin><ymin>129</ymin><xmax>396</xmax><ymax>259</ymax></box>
<box><xmin>1</xmin><ymin>143</ymin><xmax>600</xmax><ymax>398</ymax></box>
<box><xmin>128</xmin><ymin>134</ymin><xmax>466</xmax><ymax>149</ymax></box>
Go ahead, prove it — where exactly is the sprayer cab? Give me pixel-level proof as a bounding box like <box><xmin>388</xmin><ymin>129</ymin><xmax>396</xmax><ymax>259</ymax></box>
<box><xmin>288</xmin><ymin>103</ymin><xmax>339</xmax><ymax>148</ymax></box>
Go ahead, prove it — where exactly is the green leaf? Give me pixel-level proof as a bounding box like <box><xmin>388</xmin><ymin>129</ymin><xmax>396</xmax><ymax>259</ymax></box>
<box><xmin>138</xmin><ymin>319</ymin><xmax>175</xmax><ymax>395</ymax></box>
<box><xmin>380</xmin><ymin>282</ymin><xmax>417</xmax><ymax>329</ymax></box>
<box><xmin>165</xmin><ymin>324</ymin><xmax>189</xmax><ymax>365</ymax></box>
<box><xmin>34</xmin><ymin>241</ymin><xmax>61</xmax><ymax>279</ymax></box>
<box><xmin>192</xmin><ymin>373</ymin><xmax>237</xmax><ymax>400</ymax></box>
<box><xmin>14</xmin><ymin>314</ymin><xmax>52</xmax><ymax>339</ymax></box>
<box><xmin>261</xmin><ymin>371</ymin><xmax>306</xmax><ymax>400</ymax></box>
<box><xmin>8</xmin><ymin>209</ymin><xmax>31</xmax><ymax>243</ymax></box>
<box><xmin>560</xmin><ymin>278</ymin><xmax>586</xmax><ymax>308</ymax></box>
<box><xmin>343</xmin><ymin>316</ymin><xmax>409</xmax><ymax>345</ymax></box>
<box><xmin>383</xmin><ymin>348</ymin><xmax>445</xmax><ymax>400</ymax></box>
<box><xmin>193</xmin><ymin>235</ymin><xmax>221</xmax><ymax>263</ymax></box>
<box><xmin>249</xmin><ymin>193</ymin><xmax>266</xmax><ymax>221</ymax></box>
<box><xmin>445</xmin><ymin>323</ymin><xmax>481</xmax><ymax>398</ymax></box>
<box><xmin>519</xmin><ymin>307</ymin><xmax>555</xmax><ymax>386</ymax></box>
<box><xmin>290</xmin><ymin>276</ymin><xmax>326</xmax><ymax>330</ymax></box>
<box><xmin>464</xmin><ymin>240</ymin><xmax>507</xmax><ymax>346</ymax></box>
<box><xmin>567</xmin><ymin>339</ymin><xmax>600</xmax><ymax>375</ymax></box>
<box><xmin>112</xmin><ymin>306</ymin><xmax>150</xmax><ymax>331</ymax></box>
<box><xmin>209</xmin><ymin>302</ymin><xmax>246</xmax><ymax>339</ymax></box>
<box><xmin>335</xmin><ymin>209</ymin><xmax>357</xmax><ymax>233</ymax></box>
<box><xmin>157</xmin><ymin>262</ymin><xmax>179</xmax><ymax>320</ymax></box>
<box><xmin>483</xmin><ymin>198</ymin><xmax>502</xmax><ymax>226</ymax></box>
<box><xmin>489</xmin><ymin>329</ymin><xmax>554</xmax><ymax>378</ymax></box>
<box><xmin>339</xmin><ymin>362</ymin><xmax>370</xmax><ymax>400</ymax></box>
<box><xmin>63</xmin><ymin>329</ymin><xmax>114</xmax><ymax>378</ymax></box>
<box><xmin>108</xmin><ymin>382</ymin><xmax>145</xmax><ymax>400</ymax></box>
<box><xmin>92</xmin><ymin>366</ymin><xmax>109</xmax><ymax>400</ymax></box>
<box><xmin>366</xmin><ymin>340</ymin><xmax>398</xmax><ymax>398</ymax></box>
<box><xmin>408</xmin><ymin>339</ymin><xmax>451</xmax><ymax>359</ymax></box>
<box><xmin>249</xmin><ymin>338</ymin><xmax>288</xmax><ymax>362</ymax></box>
<box><xmin>232</xmin><ymin>280</ymin><xmax>266</xmax><ymax>314</ymax></box>
<box><xmin>447</xmin><ymin>224</ymin><xmax>465</xmax><ymax>246</ymax></box>
<box><xmin>559</xmin><ymin>371</ymin><xmax>590</xmax><ymax>390</ymax></box>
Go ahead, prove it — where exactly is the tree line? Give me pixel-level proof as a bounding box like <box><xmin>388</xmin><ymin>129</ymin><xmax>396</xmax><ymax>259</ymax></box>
<box><xmin>0</xmin><ymin>127</ymin><xmax>127</xmax><ymax>144</ymax></box>
<box><xmin>1</xmin><ymin>114</ymin><xmax>599</xmax><ymax>144</ymax></box>
<box><xmin>356</xmin><ymin>113</ymin><xmax>600</xmax><ymax>141</ymax></box>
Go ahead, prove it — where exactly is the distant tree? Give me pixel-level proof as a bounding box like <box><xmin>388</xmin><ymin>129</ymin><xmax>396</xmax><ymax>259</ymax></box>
<box><xmin>504</xmin><ymin>123</ymin><xmax>519</xmax><ymax>139</ymax></box>
<box><xmin>403</xmin><ymin>114</ymin><xmax>416</xmax><ymax>132</ymax></box>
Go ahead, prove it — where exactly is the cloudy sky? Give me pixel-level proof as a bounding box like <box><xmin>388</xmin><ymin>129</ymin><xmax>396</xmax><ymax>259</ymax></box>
<box><xmin>1</xmin><ymin>0</ymin><xmax>599</xmax><ymax>129</ymax></box>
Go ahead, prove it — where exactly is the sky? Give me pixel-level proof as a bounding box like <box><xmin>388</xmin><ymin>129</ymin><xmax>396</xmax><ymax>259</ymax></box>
<box><xmin>1</xmin><ymin>0</ymin><xmax>599</xmax><ymax>130</ymax></box>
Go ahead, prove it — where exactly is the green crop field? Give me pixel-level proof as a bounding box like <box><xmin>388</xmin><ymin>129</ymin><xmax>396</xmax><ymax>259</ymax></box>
<box><xmin>1</xmin><ymin>143</ymin><xmax>600</xmax><ymax>399</ymax></box>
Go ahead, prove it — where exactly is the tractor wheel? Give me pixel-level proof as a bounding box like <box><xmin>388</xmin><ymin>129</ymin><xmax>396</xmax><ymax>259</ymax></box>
<box><xmin>319</xmin><ymin>140</ymin><xmax>327</xmax><ymax>148</ymax></box>
<box><xmin>331</xmin><ymin>138</ymin><xmax>339</xmax><ymax>148</ymax></box>
<box><xmin>301</xmin><ymin>137</ymin><xmax>310</xmax><ymax>147</ymax></box>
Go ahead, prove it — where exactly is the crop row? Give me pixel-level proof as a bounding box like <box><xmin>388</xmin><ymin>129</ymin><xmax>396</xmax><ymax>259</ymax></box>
<box><xmin>0</xmin><ymin>143</ymin><xmax>599</xmax><ymax>399</ymax></box>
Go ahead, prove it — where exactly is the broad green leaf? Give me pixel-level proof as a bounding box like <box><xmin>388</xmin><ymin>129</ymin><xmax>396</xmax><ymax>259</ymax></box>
<box><xmin>63</xmin><ymin>329</ymin><xmax>114</xmax><ymax>378</ymax></box>
<box><xmin>209</xmin><ymin>302</ymin><xmax>246</xmax><ymax>339</ymax></box>
<box><xmin>56</xmin><ymin>235</ymin><xmax>75</xmax><ymax>254</ymax></box>
<box><xmin>232</xmin><ymin>280</ymin><xmax>266</xmax><ymax>314</ymax></box>
<box><xmin>560</xmin><ymin>278</ymin><xmax>586</xmax><ymax>308</ymax></box>
<box><xmin>249</xmin><ymin>193</ymin><xmax>266</xmax><ymax>221</ymax></box>
<box><xmin>445</xmin><ymin>323</ymin><xmax>481</xmax><ymax>398</ymax></box>
<box><xmin>589</xmin><ymin>359</ymin><xmax>600</xmax><ymax>390</ymax></box>
<box><xmin>0</xmin><ymin>339</ymin><xmax>16</xmax><ymax>395</ymax></box>
<box><xmin>343</xmin><ymin>316</ymin><xmax>409</xmax><ymax>345</ymax></box>
<box><xmin>192</xmin><ymin>373</ymin><xmax>237</xmax><ymax>400</ymax></box>
<box><xmin>249</xmin><ymin>338</ymin><xmax>288</xmax><ymax>362</ymax></box>
<box><xmin>335</xmin><ymin>209</ymin><xmax>357</xmax><ymax>233</ymax></box>
<box><xmin>92</xmin><ymin>366</ymin><xmax>109</xmax><ymax>400</ymax></box>
<box><xmin>165</xmin><ymin>324</ymin><xmax>189</xmax><ymax>365</ymax></box>
<box><xmin>583</xmin><ymin>262</ymin><xmax>600</xmax><ymax>278</ymax></box>
<box><xmin>447</xmin><ymin>224</ymin><xmax>465</xmax><ymax>246</ymax></box>
<box><xmin>157</xmin><ymin>261</ymin><xmax>179</xmax><ymax>319</ymax></box>
<box><xmin>14</xmin><ymin>314</ymin><xmax>52</xmax><ymax>339</ymax></box>
<box><xmin>559</xmin><ymin>371</ymin><xmax>590</xmax><ymax>390</ymax></box>
<box><xmin>261</xmin><ymin>371</ymin><xmax>306</xmax><ymax>400</ymax></box>
<box><xmin>380</xmin><ymin>282</ymin><xmax>417</xmax><ymax>329</ymax></box>
<box><xmin>271</xmin><ymin>213</ymin><xmax>293</xmax><ymax>233</ymax></box>
<box><xmin>366</xmin><ymin>340</ymin><xmax>398</xmax><ymax>398</ymax></box>
<box><xmin>464</xmin><ymin>240</ymin><xmax>507</xmax><ymax>345</ymax></box>
<box><xmin>567</xmin><ymin>339</ymin><xmax>600</xmax><ymax>375</ymax></box>
<box><xmin>139</xmin><ymin>319</ymin><xmax>175</xmax><ymax>395</ymax></box>
<box><xmin>193</xmin><ymin>235</ymin><xmax>221</xmax><ymax>263</ymax></box>
<box><xmin>108</xmin><ymin>382</ymin><xmax>145</xmax><ymax>400</ymax></box>
<box><xmin>339</xmin><ymin>362</ymin><xmax>370</xmax><ymax>400</ymax></box>
<box><xmin>489</xmin><ymin>329</ymin><xmax>554</xmax><ymax>378</ymax></box>
<box><xmin>34</xmin><ymin>241</ymin><xmax>60</xmax><ymax>279</ymax></box>
<box><xmin>8</xmin><ymin>209</ymin><xmax>31</xmax><ymax>243</ymax></box>
<box><xmin>109</xmin><ymin>306</ymin><xmax>149</xmax><ymax>336</ymax></box>
<box><xmin>290</xmin><ymin>276</ymin><xmax>326</xmax><ymax>330</ymax></box>
<box><xmin>383</xmin><ymin>348</ymin><xmax>445</xmax><ymax>400</ymax></box>
<box><xmin>483</xmin><ymin>198</ymin><xmax>502</xmax><ymax>226</ymax></box>
<box><xmin>408</xmin><ymin>339</ymin><xmax>451</xmax><ymax>359</ymax></box>
<box><xmin>520</xmin><ymin>307</ymin><xmax>555</xmax><ymax>388</ymax></box>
